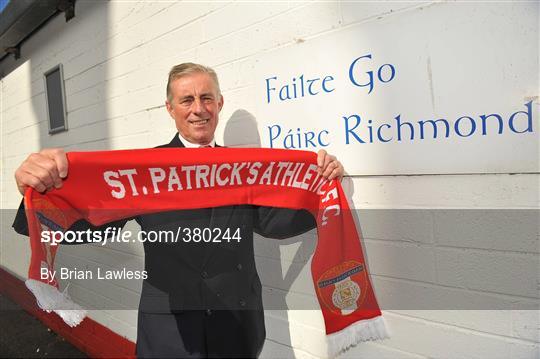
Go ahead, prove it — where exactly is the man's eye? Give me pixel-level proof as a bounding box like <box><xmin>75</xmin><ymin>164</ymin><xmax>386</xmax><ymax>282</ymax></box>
<box><xmin>202</xmin><ymin>97</ymin><xmax>214</xmax><ymax>103</ymax></box>
<box><xmin>181</xmin><ymin>99</ymin><xmax>193</xmax><ymax>105</ymax></box>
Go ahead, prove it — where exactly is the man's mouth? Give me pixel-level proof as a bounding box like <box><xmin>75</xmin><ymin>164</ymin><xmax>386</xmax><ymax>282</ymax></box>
<box><xmin>189</xmin><ymin>119</ymin><xmax>209</xmax><ymax>125</ymax></box>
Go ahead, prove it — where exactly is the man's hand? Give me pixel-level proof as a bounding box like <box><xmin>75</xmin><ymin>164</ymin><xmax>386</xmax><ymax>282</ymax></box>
<box><xmin>317</xmin><ymin>149</ymin><xmax>344</xmax><ymax>181</ymax></box>
<box><xmin>14</xmin><ymin>148</ymin><xmax>68</xmax><ymax>195</ymax></box>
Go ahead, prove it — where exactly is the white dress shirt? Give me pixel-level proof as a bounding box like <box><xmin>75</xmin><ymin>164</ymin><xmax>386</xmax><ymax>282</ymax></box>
<box><xmin>177</xmin><ymin>132</ymin><xmax>216</xmax><ymax>148</ymax></box>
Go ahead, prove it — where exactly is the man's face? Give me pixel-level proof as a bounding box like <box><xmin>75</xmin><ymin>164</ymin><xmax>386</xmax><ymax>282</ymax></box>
<box><xmin>166</xmin><ymin>72</ymin><xmax>224</xmax><ymax>145</ymax></box>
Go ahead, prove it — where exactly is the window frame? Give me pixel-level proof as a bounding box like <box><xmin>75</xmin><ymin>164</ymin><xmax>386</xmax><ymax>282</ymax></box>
<box><xmin>43</xmin><ymin>64</ymin><xmax>68</xmax><ymax>134</ymax></box>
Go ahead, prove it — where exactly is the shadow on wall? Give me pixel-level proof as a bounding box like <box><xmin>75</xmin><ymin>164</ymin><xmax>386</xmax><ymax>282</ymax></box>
<box><xmin>224</xmin><ymin>109</ymin><xmax>261</xmax><ymax>148</ymax></box>
<box><xmin>1</xmin><ymin>1</ymin><xmax>112</xmax><ymax>154</ymax></box>
<box><xmin>36</xmin><ymin>1</ymin><xmax>111</xmax><ymax>153</ymax></box>
<box><xmin>0</xmin><ymin>1</ymin><xmax>112</xmax><ymax>270</ymax></box>
<box><xmin>224</xmin><ymin>109</ymin><xmax>323</xmax><ymax>356</ymax></box>
<box><xmin>0</xmin><ymin>0</ymin><xmax>119</xmax><ymax>345</ymax></box>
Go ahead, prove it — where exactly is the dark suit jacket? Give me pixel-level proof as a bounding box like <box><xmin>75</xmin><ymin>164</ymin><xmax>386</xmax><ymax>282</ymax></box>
<box><xmin>12</xmin><ymin>134</ymin><xmax>316</xmax><ymax>358</ymax></box>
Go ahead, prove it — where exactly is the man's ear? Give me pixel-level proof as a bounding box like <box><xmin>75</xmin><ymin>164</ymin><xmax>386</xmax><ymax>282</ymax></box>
<box><xmin>165</xmin><ymin>100</ymin><xmax>173</xmax><ymax>117</ymax></box>
<box><xmin>218</xmin><ymin>95</ymin><xmax>224</xmax><ymax>112</ymax></box>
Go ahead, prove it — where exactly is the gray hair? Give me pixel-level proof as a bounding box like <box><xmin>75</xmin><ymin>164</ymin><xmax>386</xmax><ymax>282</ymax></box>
<box><xmin>166</xmin><ymin>62</ymin><xmax>221</xmax><ymax>103</ymax></box>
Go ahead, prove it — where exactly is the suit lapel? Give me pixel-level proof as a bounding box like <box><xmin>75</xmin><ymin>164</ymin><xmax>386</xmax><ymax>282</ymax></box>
<box><xmin>162</xmin><ymin>133</ymin><xmax>185</xmax><ymax>148</ymax></box>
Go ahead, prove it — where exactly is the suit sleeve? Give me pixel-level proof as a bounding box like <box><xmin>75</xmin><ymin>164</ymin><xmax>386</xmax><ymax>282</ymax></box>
<box><xmin>253</xmin><ymin>206</ymin><xmax>316</xmax><ymax>239</ymax></box>
<box><xmin>12</xmin><ymin>199</ymin><xmax>129</xmax><ymax>243</ymax></box>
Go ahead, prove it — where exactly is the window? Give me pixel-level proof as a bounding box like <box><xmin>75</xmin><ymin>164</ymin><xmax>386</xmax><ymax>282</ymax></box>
<box><xmin>44</xmin><ymin>64</ymin><xmax>68</xmax><ymax>134</ymax></box>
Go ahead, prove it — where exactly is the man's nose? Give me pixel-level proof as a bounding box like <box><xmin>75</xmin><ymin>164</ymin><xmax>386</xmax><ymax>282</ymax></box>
<box><xmin>192</xmin><ymin>98</ymin><xmax>205</xmax><ymax>115</ymax></box>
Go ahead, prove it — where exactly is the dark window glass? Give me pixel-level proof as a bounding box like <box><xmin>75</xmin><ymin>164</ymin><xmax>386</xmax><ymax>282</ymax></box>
<box><xmin>44</xmin><ymin>65</ymin><xmax>67</xmax><ymax>134</ymax></box>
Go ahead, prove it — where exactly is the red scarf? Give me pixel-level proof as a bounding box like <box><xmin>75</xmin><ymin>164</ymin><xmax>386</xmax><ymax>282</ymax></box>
<box><xmin>24</xmin><ymin>148</ymin><xmax>388</xmax><ymax>356</ymax></box>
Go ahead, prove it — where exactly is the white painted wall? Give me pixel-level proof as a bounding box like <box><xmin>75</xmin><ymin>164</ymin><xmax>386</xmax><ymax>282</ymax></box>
<box><xmin>1</xmin><ymin>1</ymin><xmax>538</xmax><ymax>358</ymax></box>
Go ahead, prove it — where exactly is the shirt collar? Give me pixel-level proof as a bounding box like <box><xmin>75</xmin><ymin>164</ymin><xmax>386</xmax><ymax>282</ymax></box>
<box><xmin>177</xmin><ymin>132</ymin><xmax>215</xmax><ymax>148</ymax></box>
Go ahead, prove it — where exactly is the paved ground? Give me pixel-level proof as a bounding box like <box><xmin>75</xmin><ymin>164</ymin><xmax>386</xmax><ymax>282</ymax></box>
<box><xmin>0</xmin><ymin>293</ymin><xmax>87</xmax><ymax>358</ymax></box>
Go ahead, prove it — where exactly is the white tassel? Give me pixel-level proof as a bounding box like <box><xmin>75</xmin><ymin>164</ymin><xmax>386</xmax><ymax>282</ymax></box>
<box><xmin>25</xmin><ymin>279</ymin><xmax>87</xmax><ymax>327</ymax></box>
<box><xmin>327</xmin><ymin>316</ymin><xmax>390</xmax><ymax>358</ymax></box>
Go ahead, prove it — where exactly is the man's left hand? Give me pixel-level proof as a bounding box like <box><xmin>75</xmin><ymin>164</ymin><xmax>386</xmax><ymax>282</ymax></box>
<box><xmin>317</xmin><ymin>149</ymin><xmax>344</xmax><ymax>181</ymax></box>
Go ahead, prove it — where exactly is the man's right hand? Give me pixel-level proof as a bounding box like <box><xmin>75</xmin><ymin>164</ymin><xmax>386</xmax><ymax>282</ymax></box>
<box><xmin>14</xmin><ymin>148</ymin><xmax>68</xmax><ymax>196</ymax></box>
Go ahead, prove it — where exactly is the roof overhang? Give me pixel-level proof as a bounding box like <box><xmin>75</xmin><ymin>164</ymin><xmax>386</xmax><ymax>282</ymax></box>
<box><xmin>0</xmin><ymin>0</ymin><xmax>75</xmax><ymax>62</ymax></box>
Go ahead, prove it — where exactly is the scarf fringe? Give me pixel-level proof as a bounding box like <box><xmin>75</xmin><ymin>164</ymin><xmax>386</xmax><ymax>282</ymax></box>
<box><xmin>25</xmin><ymin>279</ymin><xmax>87</xmax><ymax>327</ymax></box>
<box><xmin>327</xmin><ymin>316</ymin><xmax>390</xmax><ymax>358</ymax></box>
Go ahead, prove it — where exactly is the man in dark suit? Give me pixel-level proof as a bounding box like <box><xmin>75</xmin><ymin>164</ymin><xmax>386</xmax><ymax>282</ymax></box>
<box><xmin>13</xmin><ymin>63</ymin><xmax>344</xmax><ymax>358</ymax></box>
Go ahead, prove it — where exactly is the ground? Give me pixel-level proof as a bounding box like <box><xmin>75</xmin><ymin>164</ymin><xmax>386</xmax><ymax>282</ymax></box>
<box><xmin>0</xmin><ymin>293</ymin><xmax>86</xmax><ymax>358</ymax></box>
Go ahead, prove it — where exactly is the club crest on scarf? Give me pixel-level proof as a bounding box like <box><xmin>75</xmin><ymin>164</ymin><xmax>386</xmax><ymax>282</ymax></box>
<box><xmin>33</xmin><ymin>198</ymin><xmax>67</xmax><ymax>287</ymax></box>
<box><xmin>317</xmin><ymin>260</ymin><xmax>368</xmax><ymax>315</ymax></box>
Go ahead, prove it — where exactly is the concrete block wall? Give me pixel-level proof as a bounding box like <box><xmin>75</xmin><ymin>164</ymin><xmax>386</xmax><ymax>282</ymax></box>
<box><xmin>1</xmin><ymin>1</ymin><xmax>538</xmax><ymax>358</ymax></box>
